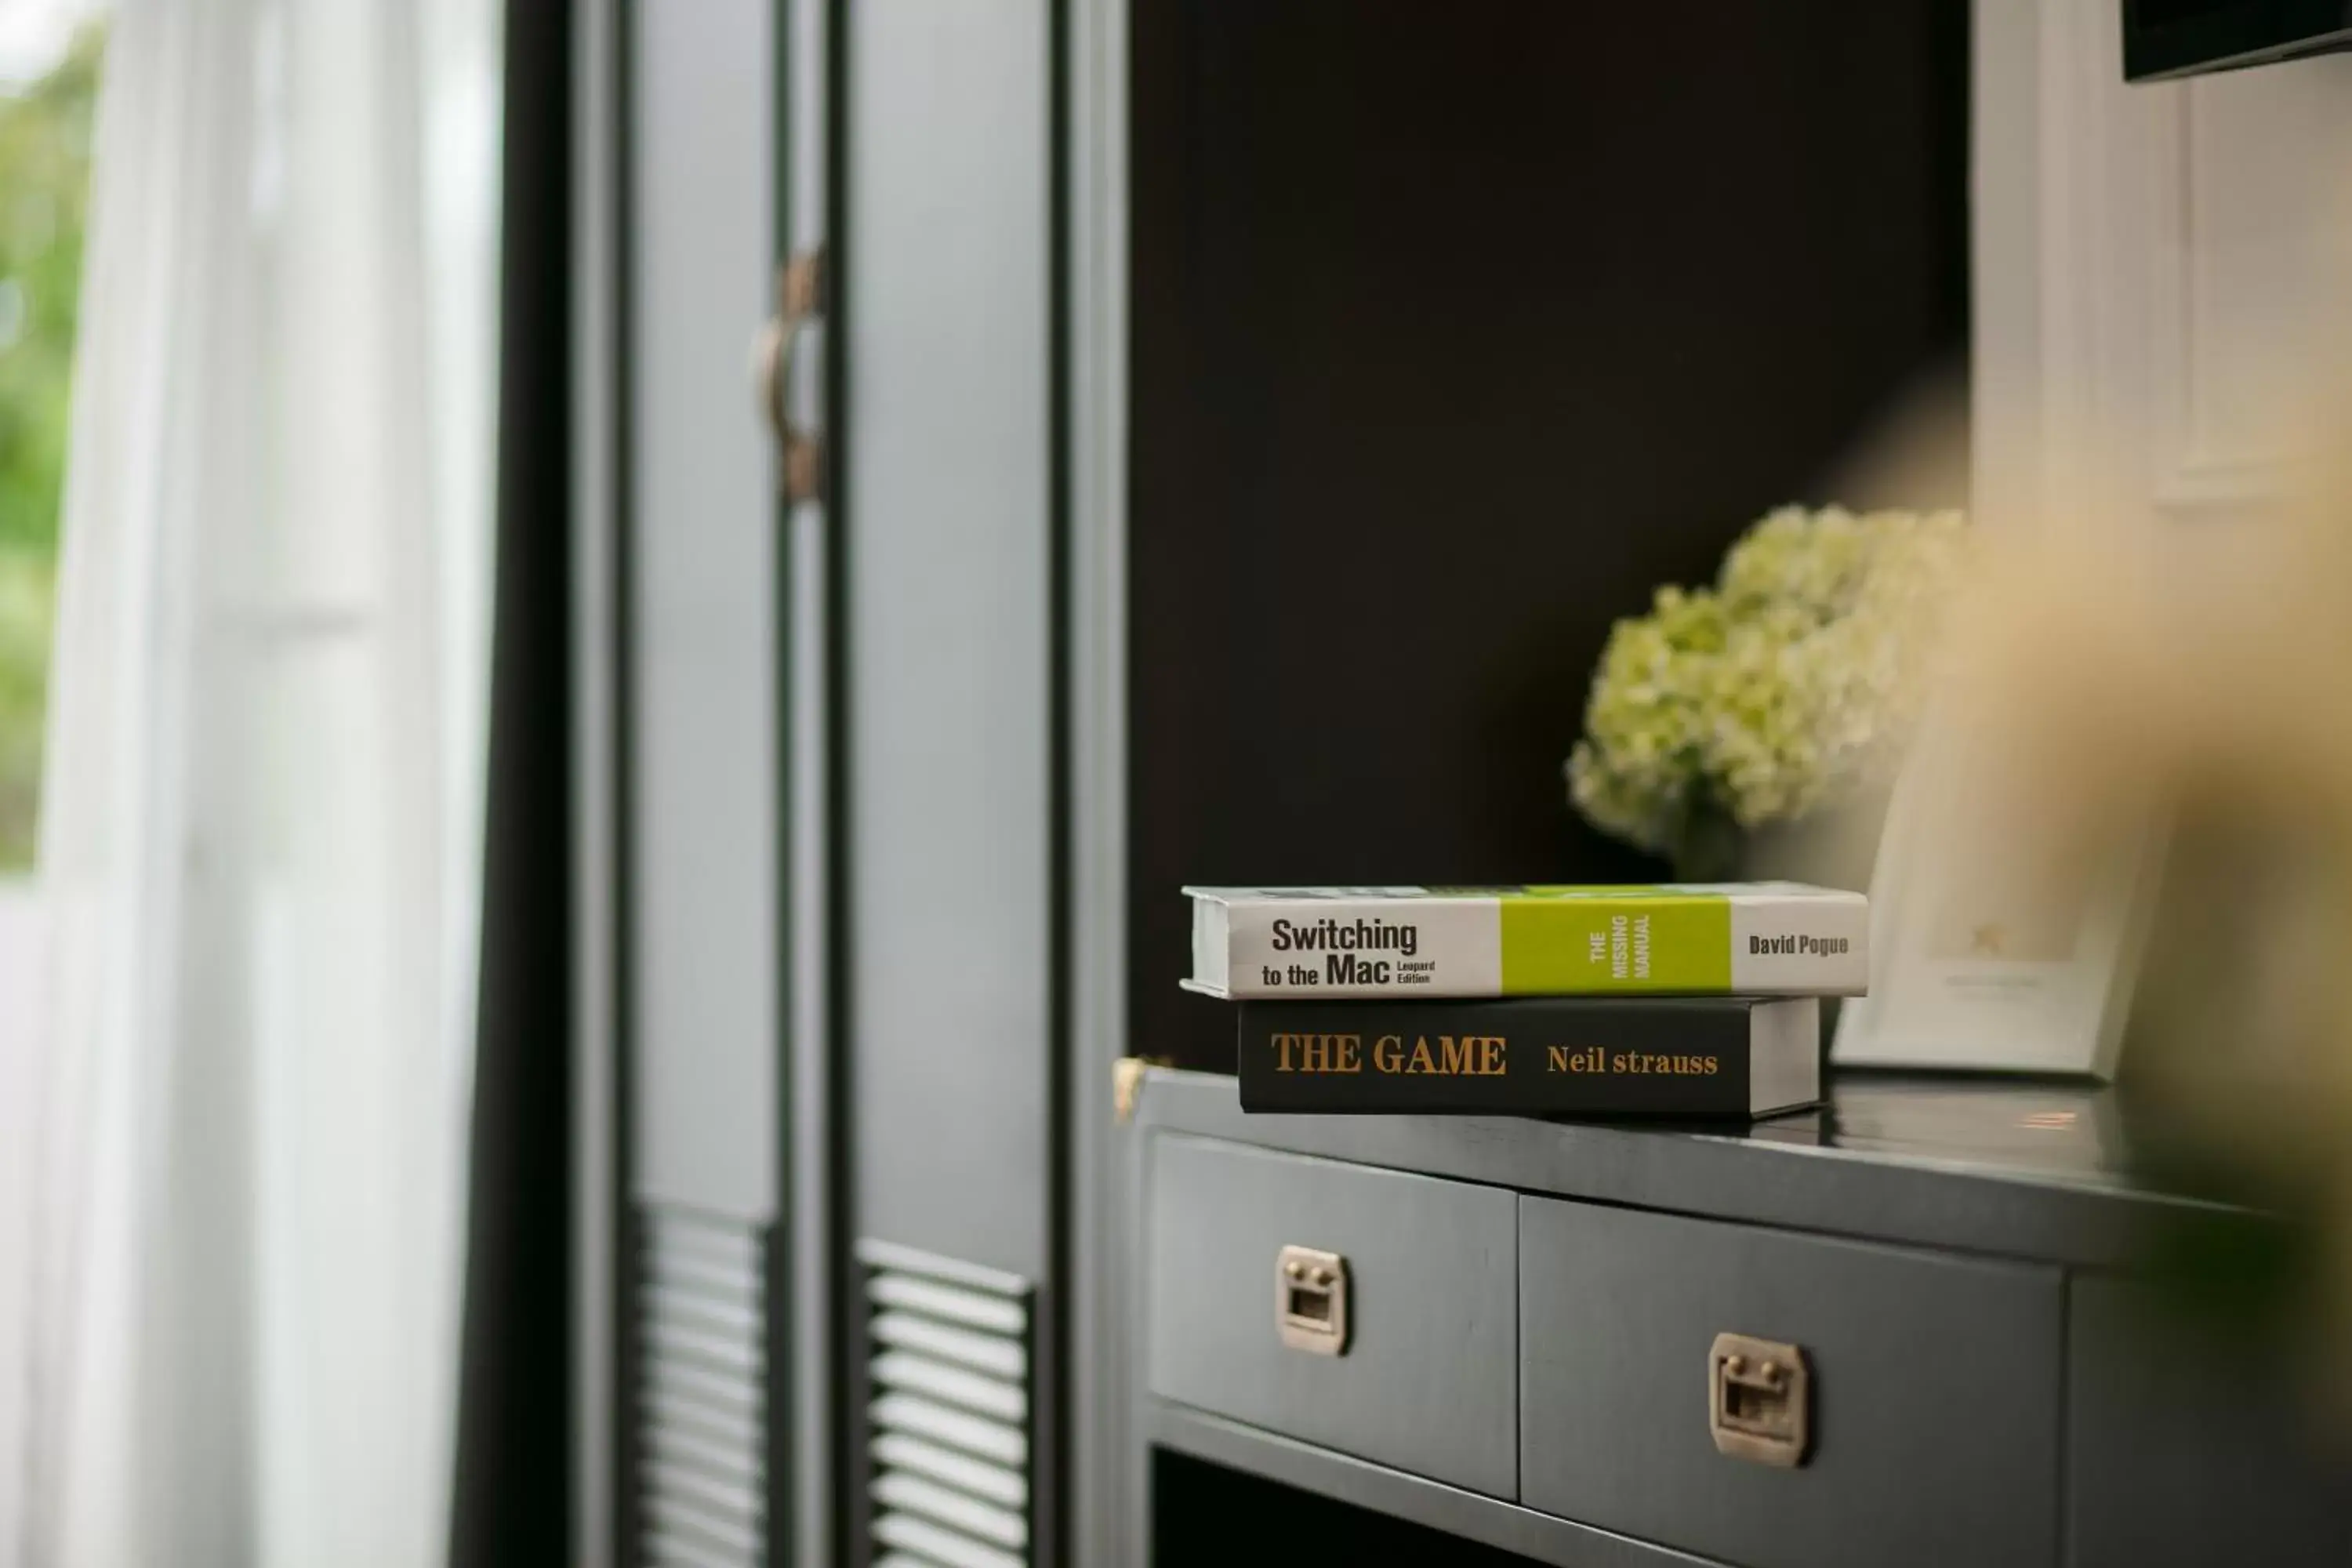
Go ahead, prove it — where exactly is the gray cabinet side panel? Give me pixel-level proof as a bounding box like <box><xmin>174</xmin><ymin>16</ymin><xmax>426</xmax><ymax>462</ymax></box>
<box><xmin>626</xmin><ymin>0</ymin><xmax>779</xmax><ymax>1220</ymax></box>
<box><xmin>844</xmin><ymin>0</ymin><xmax>1051</xmax><ymax>1277</ymax></box>
<box><xmin>2067</xmin><ymin>1274</ymin><xmax>2352</xmax><ymax>1567</ymax></box>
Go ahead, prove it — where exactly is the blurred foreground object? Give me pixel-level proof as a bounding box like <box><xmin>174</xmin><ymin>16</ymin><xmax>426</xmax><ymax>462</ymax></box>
<box><xmin>1568</xmin><ymin>505</ymin><xmax>1970</xmax><ymax>880</ymax></box>
<box><xmin>1925</xmin><ymin>303</ymin><xmax>2352</xmax><ymax>1410</ymax></box>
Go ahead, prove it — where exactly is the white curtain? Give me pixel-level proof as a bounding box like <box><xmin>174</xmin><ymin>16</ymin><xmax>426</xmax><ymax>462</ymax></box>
<box><xmin>2</xmin><ymin>0</ymin><xmax>501</xmax><ymax>1563</ymax></box>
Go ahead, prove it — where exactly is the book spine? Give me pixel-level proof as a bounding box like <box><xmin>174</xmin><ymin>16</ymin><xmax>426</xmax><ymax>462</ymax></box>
<box><xmin>1236</xmin><ymin>999</ymin><xmax>1765</xmax><ymax>1115</ymax></box>
<box><xmin>1218</xmin><ymin>893</ymin><xmax>1865</xmax><ymax>998</ymax></box>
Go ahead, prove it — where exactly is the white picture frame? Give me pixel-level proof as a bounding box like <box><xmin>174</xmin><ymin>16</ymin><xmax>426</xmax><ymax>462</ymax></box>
<box><xmin>1831</xmin><ymin>714</ymin><xmax>2165</xmax><ymax>1080</ymax></box>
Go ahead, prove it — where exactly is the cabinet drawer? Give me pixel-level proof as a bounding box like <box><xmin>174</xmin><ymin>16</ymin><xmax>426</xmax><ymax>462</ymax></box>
<box><xmin>1519</xmin><ymin>1196</ymin><xmax>2061</xmax><ymax>1568</ymax></box>
<box><xmin>1145</xmin><ymin>1134</ymin><xmax>1517</xmax><ymax>1497</ymax></box>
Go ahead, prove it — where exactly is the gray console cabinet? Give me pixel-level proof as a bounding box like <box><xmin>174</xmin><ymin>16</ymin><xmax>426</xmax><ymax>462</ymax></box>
<box><xmin>1128</xmin><ymin>1069</ymin><xmax>2352</xmax><ymax>1568</ymax></box>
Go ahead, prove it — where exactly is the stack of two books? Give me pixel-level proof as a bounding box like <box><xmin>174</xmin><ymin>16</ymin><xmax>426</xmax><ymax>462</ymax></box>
<box><xmin>1183</xmin><ymin>884</ymin><xmax>1870</xmax><ymax>1120</ymax></box>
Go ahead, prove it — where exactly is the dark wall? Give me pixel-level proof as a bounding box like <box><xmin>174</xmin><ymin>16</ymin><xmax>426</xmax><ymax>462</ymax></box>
<box><xmin>1128</xmin><ymin>1</ymin><xmax>1969</xmax><ymax>1069</ymax></box>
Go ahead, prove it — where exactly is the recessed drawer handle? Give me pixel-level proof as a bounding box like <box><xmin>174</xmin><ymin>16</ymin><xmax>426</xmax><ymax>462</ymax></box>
<box><xmin>1276</xmin><ymin>1245</ymin><xmax>1350</xmax><ymax>1356</ymax></box>
<box><xmin>1709</xmin><ymin>1332</ymin><xmax>1811</xmax><ymax>1466</ymax></box>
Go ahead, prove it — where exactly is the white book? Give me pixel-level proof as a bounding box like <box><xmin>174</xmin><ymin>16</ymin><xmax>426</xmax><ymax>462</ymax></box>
<box><xmin>1185</xmin><ymin>883</ymin><xmax>1868</xmax><ymax>1000</ymax></box>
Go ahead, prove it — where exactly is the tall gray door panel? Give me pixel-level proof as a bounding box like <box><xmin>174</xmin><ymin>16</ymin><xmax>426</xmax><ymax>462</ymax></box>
<box><xmin>627</xmin><ymin>0</ymin><xmax>782</xmax><ymax>1225</ymax></box>
<box><xmin>621</xmin><ymin>5</ymin><xmax>786</xmax><ymax>1561</ymax></box>
<box><xmin>622</xmin><ymin>6</ymin><xmax>787</xmax><ymax>1563</ymax></box>
<box><xmin>578</xmin><ymin>0</ymin><xmax>797</xmax><ymax>1555</ymax></box>
<box><xmin>603</xmin><ymin>1</ymin><xmax>1060</xmax><ymax>1559</ymax></box>
<box><xmin>844</xmin><ymin>0</ymin><xmax>1054</xmax><ymax>1280</ymax></box>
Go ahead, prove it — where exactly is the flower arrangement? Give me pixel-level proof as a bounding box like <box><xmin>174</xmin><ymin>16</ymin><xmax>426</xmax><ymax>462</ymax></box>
<box><xmin>1566</xmin><ymin>505</ymin><xmax>1971</xmax><ymax>880</ymax></box>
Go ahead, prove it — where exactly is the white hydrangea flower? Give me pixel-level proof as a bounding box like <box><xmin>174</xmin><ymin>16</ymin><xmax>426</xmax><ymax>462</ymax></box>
<box><xmin>1568</xmin><ymin>506</ymin><xmax>1969</xmax><ymax>858</ymax></box>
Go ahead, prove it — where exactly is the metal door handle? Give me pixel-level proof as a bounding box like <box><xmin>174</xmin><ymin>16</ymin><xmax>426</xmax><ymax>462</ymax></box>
<box><xmin>754</xmin><ymin>249</ymin><xmax>825</xmax><ymax>503</ymax></box>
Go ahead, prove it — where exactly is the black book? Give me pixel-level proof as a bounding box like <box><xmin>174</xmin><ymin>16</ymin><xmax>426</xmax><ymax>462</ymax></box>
<box><xmin>1237</xmin><ymin>996</ymin><xmax>1820</xmax><ymax>1119</ymax></box>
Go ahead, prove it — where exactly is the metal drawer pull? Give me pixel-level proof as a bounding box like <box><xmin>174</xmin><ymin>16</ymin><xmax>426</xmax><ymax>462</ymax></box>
<box><xmin>753</xmin><ymin>249</ymin><xmax>825</xmax><ymax>503</ymax></box>
<box><xmin>1275</xmin><ymin>1245</ymin><xmax>1350</xmax><ymax>1356</ymax></box>
<box><xmin>1708</xmin><ymin>1332</ymin><xmax>1810</xmax><ymax>1466</ymax></box>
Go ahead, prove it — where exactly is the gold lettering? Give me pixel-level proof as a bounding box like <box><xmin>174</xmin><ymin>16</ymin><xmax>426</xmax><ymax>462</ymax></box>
<box><xmin>1439</xmin><ymin>1035</ymin><xmax>1472</xmax><ymax>1075</ymax></box>
<box><xmin>1611</xmin><ymin>1051</ymin><xmax>1629</xmax><ymax>1073</ymax></box>
<box><xmin>1547</xmin><ymin>1044</ymin><xmax>1569</xmax><ymax>1073</ymax></box>
<box><xmin>1274</xmin><ymin>1033</ymin><xmax>1297</xmax><ymax>1072</ymax></box>
<box><xmin>1407</xmin><ymin>1036</ymin><xmax>1436</xmax><ymax>1074</ymax></box>
<box><xmin>1373</xmin><ymin>1034</ymin><xmax>1402</xmax><ymax>1073</ymax></box>
<box><xmin>1477</xmin><ymin>1036</ymin><xmax>1506</xmax><ymax>1074</ymax></box>
<box><xmin>1333</xmin><ymin>1035</ymin><xmax>1362</xmax><ymax>1073</ymax></box>
<box><xmin>1703</xmin><ymin>1054</ymin><xmax>1719</xmax><ymax>1073</ymax></box>
<box><xmin>1300</xmin><ymin>1035</ymin><xmax>1330</xmax><ymax>1073</ymax></box>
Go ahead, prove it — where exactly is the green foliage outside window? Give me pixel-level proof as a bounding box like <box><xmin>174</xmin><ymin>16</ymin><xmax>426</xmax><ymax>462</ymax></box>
<box><xmin>0</xmin><ymin>24</ymin><xmax>102</xmax><ymax>869</ymax></box>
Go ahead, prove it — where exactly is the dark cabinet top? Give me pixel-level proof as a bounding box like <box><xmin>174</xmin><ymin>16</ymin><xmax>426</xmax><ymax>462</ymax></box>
<box><xmin>1130</xmin><ymin>1067</ymin><xmax>2264</xmax><ymax>1271</ymax></box>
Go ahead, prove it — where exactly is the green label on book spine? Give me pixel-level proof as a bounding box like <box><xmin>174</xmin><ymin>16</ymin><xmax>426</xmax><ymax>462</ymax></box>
<box><xmin>1498</xmin><ymin>895</ymin><xmax>1732</xmax><ymax>993</ymax></box>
